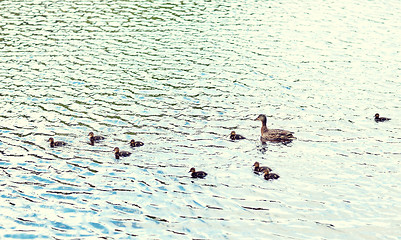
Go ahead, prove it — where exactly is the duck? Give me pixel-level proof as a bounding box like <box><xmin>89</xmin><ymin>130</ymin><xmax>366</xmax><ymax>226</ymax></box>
<box><xmin>255</xmin><ymin>114</ymin><xmax>295</xmax><ymax>142</ymax></box>
<box><xmin>374</xmin><ymin>113</ymin><xmax>390</xmax><ymax>122</ymax></box>
<box><xmin>113</xmin><ymin>147</ymin><xmax>131</xmax><ymax>159</ymax></box>
<box><xmin>230</xmin><ymin>131</ymin><xmax>246</xmax><ymax>140</ymax></box>
<box><xmin>130</xmin><ymin>139</ymin><xmax>144</xmax><ymax>147</ymax></box>
<box><xmin>253</xmin><ymin>161</ymin><xmax>272</xmax><ymax>173</ymax></box>
<box><xmin>88</xmin><ymin>132</ymin><xmax>105</xmax><ymax>145</ymax></box>
<box><xmin>48</xmin><ymin>137</ymin><xmax>67</xmax><ymax>148</ymax></box>
<box><xmin>189</xmin><ymin>167</ymin><xmax>207</xmax><ymax>178</ymax></box>
<box><xmin>263</xmin><ymin>169</ymin><xmax>280</xmax><ymax>180</ymax></box>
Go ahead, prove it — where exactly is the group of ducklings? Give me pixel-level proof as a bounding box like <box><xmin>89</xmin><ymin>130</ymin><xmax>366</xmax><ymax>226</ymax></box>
<box><xmin>194</xmin><ymin>114</ymin><xmax>292</xmax><ymax>180</ymax></box>
<box><xmin>48</xmin><ymin>132</ymin><xmax>144</xmax><ymax>160</ymax></box>
<box><xmin>48</xmin><ymin>113</ymin><xmax>390</xmax><ymax>180</ymax></box>
<box><xmin>231</xmin><ymin>113</ymin><xmax>390</xmax><ymax>181</ymax></box>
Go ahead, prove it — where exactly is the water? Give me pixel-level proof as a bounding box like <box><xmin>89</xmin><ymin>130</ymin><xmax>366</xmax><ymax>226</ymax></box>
<box><xmin>1</xmin><ymin>0</ymin><xmax>401</xmax><ymax>239</ymax></box>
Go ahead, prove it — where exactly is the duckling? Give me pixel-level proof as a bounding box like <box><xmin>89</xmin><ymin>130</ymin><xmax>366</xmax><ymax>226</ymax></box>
<box><xmin>48</xmin><ymin>137</ymin><xmax>67</xmax><ymax>148</ymax></box>
<box><xmin>113</xmin><ymin>147</ymin><xmax>131</xmax><ymax>159</ymax></box>
<box><xmin>253</xmin><ymin>161</ymin><xmax>272</xmax><ymax>173</ymax></box>
<box><xmin>263</xmin><ymin>169</ymin><xmax>280</xmax><ymax>180</ymax></box>
<box><xmin>88</xmin><ymin>132</ymin><xmax>105</xmax><ymax>145</ymax></box>
<box><xmin>374</xmin><ymin>113</ymin><xmax>390</xmax><ymax>122</ymax></box>
<box><xmin>130</xmin><ymin>139</ymin><xmax>144</xmax><ymax>147</ymax></box>
<box><xmin>230</xmin><ymin>131</ymin><xmax>246</xmax><ymax>140</ymax></box>
<box><xmin>189</xmin><ymin>167</ymin><xmax>207</xmax><ymax>178</ymax></box>
<box><xmin>255</xmin><ymin>114</ymin><xmax>295</xmax><ymax>142</ymax></box>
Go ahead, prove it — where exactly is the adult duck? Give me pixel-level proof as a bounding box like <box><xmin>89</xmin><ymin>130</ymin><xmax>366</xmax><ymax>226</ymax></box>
<box><xmin>48</xmin><ymin>138</ymin><xmax>67</xmax><ymax>148</ymax></box>
<box><xmin>374</xmin><ymin>113</ymin><xmax>390</xmax><ymax>122</ymax></box>
<box><xmin>255</xmin><ymin>114</ymin><xmax>295</xmax><ymax>142</ymax></box>
<box><xmin>113</xmin><ymin>147</ymin><xmax>131</xmax><ymax>159</ymax></box>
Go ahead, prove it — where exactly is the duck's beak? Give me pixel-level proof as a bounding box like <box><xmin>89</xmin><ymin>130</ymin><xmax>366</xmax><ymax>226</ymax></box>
<box><xmin>254</xmin><ymin>116</ymin><xmax>260</xmax><ymax>121</ymax></box>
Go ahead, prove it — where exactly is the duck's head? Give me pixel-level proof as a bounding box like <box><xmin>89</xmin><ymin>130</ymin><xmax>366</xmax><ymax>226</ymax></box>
<box><xmin>230</xmin><ymin>131</ymin><xmax>236</xmax><ymax>136</ymax></box>
<box><xmin>375</xmin><ymin>113</ymin><xmax>380</xmax><ymax>118</ymax></box>
<box><xmin>130</xmin><ymin>139</ymin><xmax>136</xmax><ymax>144</ymax></box>
<box><xmin>189</xmin><ymin>167</ymin><xmax>196</xmax><ymax>173</ymax></box>
<box><xmin>48</xmin><ymin>137</ymin><xmax>54</xmax><ymax>143</ymax></box>
<box><xmin>255</xmin><ymin>114</ymin><xmax>267</xmax><ymax>122</ymax></box>
<box><xmin>253</xmin><ymin>162</ymin><xmax>260</xmax><ymax>167</ymax></box>
<box><xmin>88</xmin><ymin>132</ymin><xmax>94</xmax><ymax>137</ymax></box>
<box><xmin>113</xmin><ymin>147</ymin><xmax>120</xmax><ymax>153</ymax></box>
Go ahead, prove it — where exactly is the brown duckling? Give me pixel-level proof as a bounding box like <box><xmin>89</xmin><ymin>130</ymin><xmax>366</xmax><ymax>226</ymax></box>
<box><xmin>130</xmin><ymin>139</ymin><xmax>144</xmax><ymax>147</ymax></box>
<box><xmin>230</xmin><ymin>131</ymin><xmax>246</xmax><ymax>140</ymax></box>
<box><xmin>263</xmin><ymin>169</ymin><xmax>280</xmax><ymax>180</ymax></box>
<box><xmin>255</xmin><ymin>114</ymin><xmax>295</xmax><ymax>142</ymax></box>
<box><xmin>374</xmin><ymin>113</ymin><xmax>390</xmax><ymax>122</ymax></box>
<box><xmin>253</xmin><ymin>161</ymin><xmax>272</xmax><ymax>173</ymax></box>
<box><xmin>189</xmin><ymin>167</ymin><xmax>207</xmax><ymax>178</ymax></box>
<box><xmin>88</xmin><ymin>132</ymin><xmax>105</xmax><ymax>145</ymax></box>
<box><xmin>113</xmin><ymin>147</ymin><xmax>131</xmax><ymax>159</ymax></box>
<box><xmin>48</xmin><ymin>138</ymin><xmax>67</xmax><ymax>148</ymax></box>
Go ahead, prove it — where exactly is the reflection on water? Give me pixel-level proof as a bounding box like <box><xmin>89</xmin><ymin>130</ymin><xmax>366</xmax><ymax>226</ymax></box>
<box><xmin>1</xmin><ymin>0</ymin><xmax>401</xmax><ymax>238</ymax></box>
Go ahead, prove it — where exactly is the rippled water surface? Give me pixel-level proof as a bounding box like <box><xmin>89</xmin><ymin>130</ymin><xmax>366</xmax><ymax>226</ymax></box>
<box><xmin>1</xmin><ymin>0</ymin><xmax>401</xmax><ymax>239</ymax></box>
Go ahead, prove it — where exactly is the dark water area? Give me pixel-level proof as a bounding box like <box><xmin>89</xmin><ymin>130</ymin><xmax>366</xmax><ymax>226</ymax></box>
<box><xmin>1</xmin><ymin>0</ymin><xmax>400</xmax><ymax>239</ymax></box>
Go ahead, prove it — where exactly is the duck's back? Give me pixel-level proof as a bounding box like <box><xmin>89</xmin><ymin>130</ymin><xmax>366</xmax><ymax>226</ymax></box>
<box><xmin>131</xmin><ymin>141</ymin><xmax>144</xmax><ymax>147</ymax></box>
<box><xmin>120</xmin><ymin>151</ymin><xmax>131</xmax><ymax>157</ymax></box>
<box><xmin>192</xmin><ymin>171</ymin><xmax>207</xmax><ymax>178</ymax></box>
<box><xmin>54</xmin><ymin>141</ymin><xmax>67</xmax><ymax>146</ymax></box>
<box><xmin>255</xmin><ymin>166</ymin><xmax>273</xmax><ymax>173</ymax></box>
<box><xmin>94</xmin><ymin>136</ymin><xmax>105</xmax><ymax>140</ymax></box>
<box><xmin>265</xmin><ymin>173</ymin><xmax>280</xmax><ymax>180</ymax></box>
<box><xmin>375</xmin><ymin>117</ymin><xmax>391</xmax><ymax>122</ymax></box>
<box><xmin>262</xmin><ymin>128</ymin><xmax>295</xmax><ymax>140</ymax></box>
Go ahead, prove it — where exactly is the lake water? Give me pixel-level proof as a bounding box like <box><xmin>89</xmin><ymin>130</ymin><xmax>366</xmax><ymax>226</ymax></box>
<box><xmin>1</xmin><ymin>0</ymin><xmax>401</xmax><ymax>239</ymax></box>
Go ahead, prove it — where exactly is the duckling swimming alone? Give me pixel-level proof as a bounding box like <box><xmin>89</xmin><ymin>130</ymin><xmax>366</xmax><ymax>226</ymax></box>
<box><xmin>189</xmin><ymin>167</ymin><xmax>207</xmax><ymax>178</ymax></box>
<box><xmin>48</xmin><ymin>138</ymin><xmax>67</xmax><ymax>148</ymax></box>
<box><xmin>88</xmin><ymin>132</ymin><xmax>105</xmax><ymax>145</ymax></box>
<box><xmin>374</xmin><ymin>113</ymin><xmax>390</xmax><ymax>122</ymax></box>
<box><xmin>253</xmin><ymin>161</ymin><xmax>272</xmax><ymax>173</ymax></box>
<box><xmin>255</xmin><ymin>114</ymin><xmax>295</xmax><ymax>142</ymax></box>
<box><xmin>113</xmin><ymin>147</ymin><xmax>131</xmax><ymax>159</ymax></box>
<box><xmin>130</xmin><ymin>139</ymin><xmax>144</xmax><ymax>147</ymax></box>
<box><xmin>230</xmin><ymin>131</ymin><xmax>246</xmax><ymax>140</ymax></box>
<box><xmin>263</xmin><ymin>169</ymin><xmax>280</xmax><ymax>180</ymax></box>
